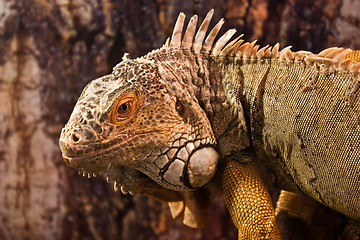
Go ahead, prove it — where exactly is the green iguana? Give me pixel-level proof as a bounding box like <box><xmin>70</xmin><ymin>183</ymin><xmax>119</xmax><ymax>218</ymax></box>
<box><xmin>59</xmin><ymin>9</ymin><xmax>360</xmax><ymax>239</ymax></box>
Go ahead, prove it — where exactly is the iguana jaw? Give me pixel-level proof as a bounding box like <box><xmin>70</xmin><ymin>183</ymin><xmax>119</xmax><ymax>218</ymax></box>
<box><xmin>60</xmin><ymin>126</ymin><xmax>219</xmax><ymax>191</ymax></box>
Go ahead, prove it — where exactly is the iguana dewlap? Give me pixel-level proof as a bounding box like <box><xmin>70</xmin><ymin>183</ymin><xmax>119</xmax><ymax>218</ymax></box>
<box><xmin>59</xmin><ymin>9</ymin><xmax>360</xmax><ymax>239</ymax></box>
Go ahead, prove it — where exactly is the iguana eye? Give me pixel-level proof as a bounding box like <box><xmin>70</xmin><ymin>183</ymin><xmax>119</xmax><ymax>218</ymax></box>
<box><xmin>118</xmin><ymin>101</ymin><xmax>133</xmax><ymax>114</ymax></box>
<box><xmin>110</xmin><ymin>92</ymin><xmax>139</xmax><ymax>123</ymax></box>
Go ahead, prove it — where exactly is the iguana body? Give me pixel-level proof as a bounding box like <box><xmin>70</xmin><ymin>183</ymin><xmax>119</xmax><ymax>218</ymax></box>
<box><xmin>59</xmin><ymin>10</ymin><xmax>360</xmax><ymax>239</ymax></box>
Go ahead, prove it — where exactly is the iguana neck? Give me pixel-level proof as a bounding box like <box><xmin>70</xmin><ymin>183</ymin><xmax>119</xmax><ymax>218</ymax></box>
<box><xmin>146</xmin><ymin>49</ymin><xmax>251</xmax><ymax>157</ymax></box>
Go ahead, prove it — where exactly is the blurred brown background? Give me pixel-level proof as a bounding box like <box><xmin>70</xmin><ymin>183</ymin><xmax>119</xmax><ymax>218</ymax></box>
<box><xmin>0</xmin><ymin>0</ymin><xmax>359</xmax><ymax>239</ymax></box>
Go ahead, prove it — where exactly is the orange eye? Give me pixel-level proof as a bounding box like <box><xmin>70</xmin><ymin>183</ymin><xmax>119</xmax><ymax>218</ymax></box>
<box><xmin>109</xmin><ymin>92</ymin><xmax>139</xmax><ymax>124</ymax></box>
<box><xmin>118</xmin><ymin>101</ymin><xmax>133</xmax><ymax>115</ymax></box>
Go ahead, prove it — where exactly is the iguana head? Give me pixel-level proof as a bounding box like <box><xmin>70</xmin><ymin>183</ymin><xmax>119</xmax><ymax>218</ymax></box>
<box><xmin>59</xmin><ymin>54</ymin><xmax>218</xmax><ymax>190</ymax></box>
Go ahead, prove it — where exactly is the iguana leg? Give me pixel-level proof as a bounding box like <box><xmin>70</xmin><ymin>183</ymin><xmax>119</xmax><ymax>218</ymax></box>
<box><xmin>275</xmin><ymin>190</ymin><xmax>318</xmax><ymax>225</ymax></box>
<box><xmin>223</xmin><ymin>159</ymin><xmax>281</xmax><ymax>240</ymax></box>
<box><xmin>275</xmin><ymin>190</ymin><xmax>358</xmax><ymax>240</ymax></box>
<box><xmin>275</xmin><ymin>190</ymin><xmax>318</xmax><ymax>239</ymax></box>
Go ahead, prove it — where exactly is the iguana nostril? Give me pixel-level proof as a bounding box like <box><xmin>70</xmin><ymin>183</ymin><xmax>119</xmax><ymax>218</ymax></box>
<box><xmin>70</xmin><ymin>128</ymin><xmax>95</xmax><ymax>144</ymax></box>
<box><xmin>71</xmin><ymin>132</ymin><xmax>81</xmax><ymax>143</ymax></box>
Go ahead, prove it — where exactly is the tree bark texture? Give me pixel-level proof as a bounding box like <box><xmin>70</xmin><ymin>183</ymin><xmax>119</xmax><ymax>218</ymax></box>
<box><xmin>0</xmin><ymin>0</ymin><xmax>359</xmax><ymax>239</ymax></box>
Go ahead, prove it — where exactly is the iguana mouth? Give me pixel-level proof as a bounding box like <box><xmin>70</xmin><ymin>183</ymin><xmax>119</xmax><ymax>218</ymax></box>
<box><xmin>59</xmin><ymin>130</ymin><xmax>168</xmax><ymax>164</ymax></box>
<box><xmin>65</xmin><ymin>162</ymin><xmax>152</xmax><ymax>196</ymax></box>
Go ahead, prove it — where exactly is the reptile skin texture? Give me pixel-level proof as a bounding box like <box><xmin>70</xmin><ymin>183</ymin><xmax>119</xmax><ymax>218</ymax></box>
<box><xmin>223</xmin><ymin>159</ymin><xmax>281</xmax><ymax>239</ymax></box>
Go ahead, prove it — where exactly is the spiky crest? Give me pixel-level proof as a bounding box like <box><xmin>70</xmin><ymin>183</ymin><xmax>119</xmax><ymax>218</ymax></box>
<box><xmin>160</xmin><ymin>9</ymin><xmax>360</xmax><ymax>74</ymax></box>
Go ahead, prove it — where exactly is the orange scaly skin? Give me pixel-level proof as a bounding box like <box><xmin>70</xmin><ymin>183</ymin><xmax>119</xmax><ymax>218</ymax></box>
<box><xmin>59</xmin><ymin>10</ymin><xmax>360</xmax><ymax>239</ymax></box>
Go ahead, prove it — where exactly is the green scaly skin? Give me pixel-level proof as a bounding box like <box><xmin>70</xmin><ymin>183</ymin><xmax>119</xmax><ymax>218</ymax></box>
<box><xmin>59</xmin><ymin>10</ymin><xmax>360</xmax><ymax>239</ymax></box>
